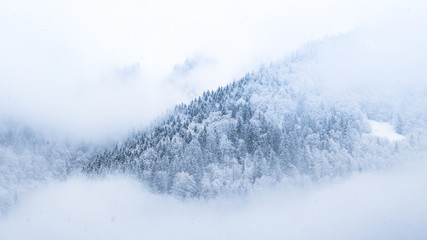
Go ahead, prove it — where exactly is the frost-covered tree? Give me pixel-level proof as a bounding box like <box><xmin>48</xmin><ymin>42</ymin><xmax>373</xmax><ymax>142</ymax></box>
<box><xmin>83</xmin><ymin>53</ymin><xmax>413</xmax><ymax>198</ymax></box>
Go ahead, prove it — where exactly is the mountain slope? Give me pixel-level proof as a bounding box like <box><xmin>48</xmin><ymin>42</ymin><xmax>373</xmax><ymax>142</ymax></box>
<box><xmin>0</xmin><ymin>120</ymin><xmax>96</xmax><ymax>214</ymax></box>
<box><xmin>83</xmin><ymin>50</ymin><xmax>412</xmax><ymax>198</ymax></box>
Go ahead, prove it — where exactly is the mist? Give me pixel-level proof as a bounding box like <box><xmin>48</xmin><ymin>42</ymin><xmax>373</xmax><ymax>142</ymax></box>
<box><xmin>0</xmin><ymin>0</ymin><xmax>418</xmax><ymax>140</ymax></box>
<box><xmin>1</xmin><ymin>157</ymin><xmax>426</xmax><ymax>240</ymax></box>
<box><xmin>1</xmin><ymin>0</ymin><xmax>427</xmax><ymax>239</ymax></box>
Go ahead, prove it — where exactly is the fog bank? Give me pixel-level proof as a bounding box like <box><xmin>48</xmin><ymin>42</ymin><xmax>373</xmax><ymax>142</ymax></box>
<box><xmin>1</xmin><ymin>158</ymin><xmax>426</xmax><ymax>240</ymax></box>
<box><xmin>0</xmin><ymin>0</ymin><xmax>419</xmax><ymax>140</ymax></box>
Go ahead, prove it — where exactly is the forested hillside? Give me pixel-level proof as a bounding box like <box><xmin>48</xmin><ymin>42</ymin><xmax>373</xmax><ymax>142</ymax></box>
<box><xmin>0</xmin><ymin>120</ymin><xmax>95</xmax><ymax>214</ymax></box>
<box><xmin>83</xmin><ymin>54</ymin><xmax>410</xmax><ymax>198</ymax></box>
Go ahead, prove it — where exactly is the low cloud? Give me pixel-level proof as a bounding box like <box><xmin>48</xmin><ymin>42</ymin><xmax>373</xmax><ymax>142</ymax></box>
<box><xmin>0</xmin><ymin>0</ymin><xmax>417</xmax><ymax>140</ymax></box>
<box><xmin>1</xmin><ymin>158</ymin><xmax>426</xmax><ymax>240</ymax></box>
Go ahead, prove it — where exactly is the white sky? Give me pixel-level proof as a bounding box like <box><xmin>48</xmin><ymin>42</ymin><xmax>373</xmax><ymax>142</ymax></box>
<box><xmin>0</xmin><ymin>0</ymin><xmax>424</xmax><ymax>140</ymax></box>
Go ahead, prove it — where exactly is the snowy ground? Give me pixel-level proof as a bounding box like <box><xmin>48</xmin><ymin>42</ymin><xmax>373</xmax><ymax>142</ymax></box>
<box><xmin>368</xmin><ymin>120</ymin><xmax>405</xmax><ymax>142</ymax></box>
<box><xmin>1</xmin><ymin>157</ymin><xmax>426</xmax><ymax>240</ymax></box>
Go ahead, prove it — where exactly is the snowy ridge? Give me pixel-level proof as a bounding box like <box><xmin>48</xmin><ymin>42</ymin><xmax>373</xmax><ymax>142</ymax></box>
<box><xmin>1</xmin><ymin>30</ymin><xmax>426</xmax><ymax>214</ymax></box>
<box><xmin>83</xmin><ymin>50</ymin><xmax>420</xmax><ymax>198</ymax></box>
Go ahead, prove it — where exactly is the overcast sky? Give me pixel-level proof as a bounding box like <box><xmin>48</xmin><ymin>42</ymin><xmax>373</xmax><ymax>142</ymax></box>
<box><xmin>0</xmin><ymin>0</ymin><xmax>425</xmax><ymax>140</ymax></box>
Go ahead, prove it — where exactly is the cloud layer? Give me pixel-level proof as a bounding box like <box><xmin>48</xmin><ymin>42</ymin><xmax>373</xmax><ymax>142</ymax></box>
<box><xmin>1</xmin><ymin>157</ymin><xmax>426</xmax><ymax>240</ymax></box>
<box><xmin>0</xmin><ymin>0</ymin><xmax>415</xmax><ymax>140</ymax></box>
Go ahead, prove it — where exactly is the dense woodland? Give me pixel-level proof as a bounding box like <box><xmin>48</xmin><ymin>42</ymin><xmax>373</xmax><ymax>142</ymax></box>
<box><xmin>0</xmin><ymin>52</ymin><xmax>418</xmax><ymax>214</ymax></box>
<box><xmin>83</xmin><ymin>60</ymin><xmax>407</xmax><ymax>198</ymax></box>
<box><xmin>0</xmin><ymin>120</ymin><xmax>95</xmax><ymax>214</ymax></box>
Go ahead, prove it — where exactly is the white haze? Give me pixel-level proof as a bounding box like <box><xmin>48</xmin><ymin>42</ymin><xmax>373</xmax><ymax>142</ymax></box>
<box><xmin>0</xmin><ymin>0</ymin><xmax>417</xmax><ymax>140</ymax></box>
<box><xmin>1</xmin><ymin>1</ymin><xmax>427</xmax><ymax>239</ymax></box>
<box><xmin>1</xmin><ymin>157</ymin><xmax>426</xmax><ymax>240</ymax></box>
